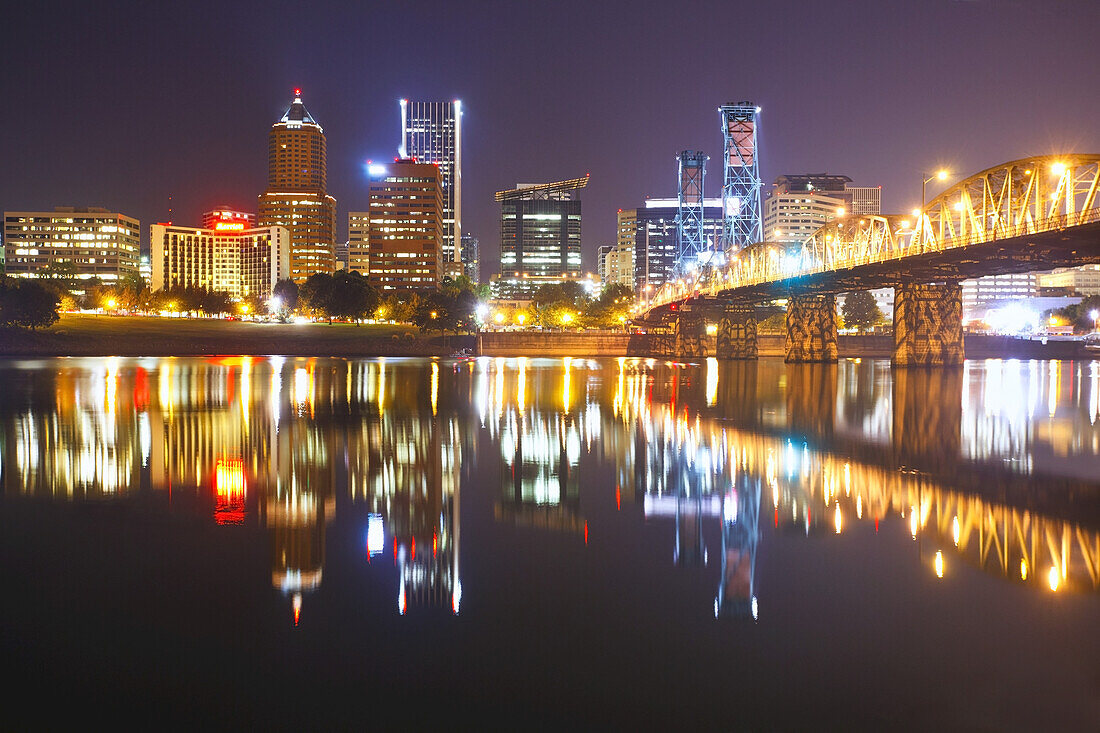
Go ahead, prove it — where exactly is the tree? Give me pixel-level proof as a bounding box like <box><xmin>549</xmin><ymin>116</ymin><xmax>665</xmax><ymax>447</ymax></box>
<box><xmin>0</xmin><ymin>277</ymin><xmax>60</xmax><ymax>330</ymax></box>
<box><xmin>842</xmin><ymin>291</ymin><xmax>885</xmax><ymax>330</ymax></box>
<box><xmin>327</xmin><ymin>271</ymin><xmax>380</xmax><ymax>323</ymax></box>
<box><xmin>583</xmin><ymin>283</ymin><xmax>633</xmax><ymax>328</ymax></box>
<box><xmin>1047</xmin><ymin>294</ymin><xmax>1100</xmax><ymax>334</ymax></box>
<box><xmin>299</xmin><ymin>273</ymin><xmax>335</xmax><ymax>321</ymax></box>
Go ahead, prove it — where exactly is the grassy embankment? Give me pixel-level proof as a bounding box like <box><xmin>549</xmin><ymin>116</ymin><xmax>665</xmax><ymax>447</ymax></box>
<box><xmin>0</xmin><ymin>313</ymin><xmax>470</xmax><ymax>357</ymax></box>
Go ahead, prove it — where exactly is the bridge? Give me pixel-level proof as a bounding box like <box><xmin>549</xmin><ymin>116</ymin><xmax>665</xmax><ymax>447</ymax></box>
<box><xmin>635</xmin><ymin>155</ymin><xmax>1100</xmax><ymax>365</ymax></box>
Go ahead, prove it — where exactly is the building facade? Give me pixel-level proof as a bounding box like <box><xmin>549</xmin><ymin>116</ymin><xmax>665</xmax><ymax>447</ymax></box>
<box><xmin>844</xmin><ymin>185</ymin><xmax>882</xmax><ymax>217</ymax></box>
<box><xmin>763</xmin><ymin>174</ymin><xmax>851</xmax><ymax>246</ymax></box>
<box><xmin>355</xmin><ymin>159</ymin><xmax>444</xmax><ymax>292</ymax></box>
<box><xmin>603</xmin><ymin>242</ymin><xmax>635</xmax><ymax>290</ymax></box>
<box><xmin>150</xmin><ymin>223</ymin><xmax>290</xmax><ymax>300</ymax></box>
<box><xmin>962</xmin><ymin>273</ymin><xmax>1039</xmax><ymax>316</ymax></box>
<box><xmin>1038</xmin><ymin>265</ymin><xmax>1100</xmax><ymax>296</ymax></box>
<box><xmin>498</xmin><ymin>178</ymin><xmax>586</xmax><ymax>280</ymax></box>
<box><xmin>347</xmin><ymin>212</ymin><xmax>370</xmax><ymax>275</ymax></box>
<box><xmin>3</xmin><ymin>207</ymin><xmax>139</xmax><ymax>283</ymax></box>
<box><xmin>622</xmin><ymin>199</ymin><xmax>724</xmax><ymax>296</ymax></box>
<box><xmin>201</xmin><ymin>208</ymin><xmax>255</xmax><ymax>231</ymax></box>
<box><xmin>400</xmin><ymin>100</ymin><xmax>462</xmax><ymax>268</ymax></box>
<box><xmin>258</xmin><ymin>90</ymin><xmax>336</xmax><ymax>283</ymax></box>
<box><xmin>460</xmin><ymin>233</ymin><xmax>480</xmax><ymax>283</ymax></box>
<box><xmin>489</xmin><ymin>272</ymin><xmax>600</xmax><ymax>302</ymax></box>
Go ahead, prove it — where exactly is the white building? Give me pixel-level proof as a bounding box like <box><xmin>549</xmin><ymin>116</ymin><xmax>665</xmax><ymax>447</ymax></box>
<box><xmin>962</xmin><ymin>273</ymin><xmax>1038</xmax><ymax>318</ymax></box>
<box><xmin>150</xmin><ymin>223</ymin><xmax>290</xmax><ymax>300</ymax></box>
<box><xmin>1038</xmin><ymin>265</ymin><xmax>1100</xmax><ymax>296</ymax></box>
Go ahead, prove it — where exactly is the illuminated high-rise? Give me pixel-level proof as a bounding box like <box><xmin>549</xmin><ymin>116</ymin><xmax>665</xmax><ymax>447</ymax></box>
<box><xmin>258</xmin><ymin>89</ymin><xmax>336</xmax><ymax>283</ymax></box>
<box><xmin>497</xmin><ymin>177</ymin><xmax>586</xmax><ymax>279</ymax></box>
<box><xmin>399</xmin><ymin>100</ymin><xmax>462</xmax><ymax>274</ymax></box>
<box><xmin>354</xmin><ymin>159</ymin><xmax>444</xmax><ymax>291</ymax></box>
<box><xmin>3</xmin><ymin>207</ymin><xmax>139</xmax><ymax>284</ymax></box>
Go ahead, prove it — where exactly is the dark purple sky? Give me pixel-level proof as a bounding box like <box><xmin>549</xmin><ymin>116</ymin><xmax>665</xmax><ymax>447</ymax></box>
<box><xmin>4</xmin><ymin>0</ymin><xmax>1099</xmax><ymax>276</ymax></box>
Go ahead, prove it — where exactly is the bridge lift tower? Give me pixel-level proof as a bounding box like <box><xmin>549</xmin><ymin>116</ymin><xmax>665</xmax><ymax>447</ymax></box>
<box><xmin>676</xmin><ymin>150</ymin><xmax>709</xmax><ymax>274</ymax></box>
<box><xmin>719</xmin><ymin>102</ymin><xmax>763</xmax><ymax>252</ymax></box>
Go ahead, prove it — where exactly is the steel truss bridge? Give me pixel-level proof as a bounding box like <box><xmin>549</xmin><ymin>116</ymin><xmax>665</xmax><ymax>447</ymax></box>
<box><xmin>637</xmin><ymin>155</ymin><xmax>1100</xmax><ymax>365</ymax></box>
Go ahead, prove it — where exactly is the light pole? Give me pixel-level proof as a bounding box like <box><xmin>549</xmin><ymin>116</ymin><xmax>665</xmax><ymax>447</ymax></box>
<box><xmin>921</xmin><ymin>170</ymin><xmax>950</xmax><ymax>212</ymax></box>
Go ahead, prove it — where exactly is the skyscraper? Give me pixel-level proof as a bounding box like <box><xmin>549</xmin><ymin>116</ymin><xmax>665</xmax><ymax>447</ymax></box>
<box><xmin>460</xmin><ymin>233</ymin><xmax>480</xmax><ymax>283</ymax></box>
<box><xmin>258</xmin><ymin>89</ymin><xmax>336</xmax><ymax>283</ymax></box>
<box><xmin>399</xmin><ymin>100</ymin><xmax>462</xmax><ymax>276</ymax></box>
<box><xmin>497</xmin><ymin>177</ymin><xmax>586</xmax><ymax>279</ymax></box>
<box><xmin>353</xmin><ymin>159</ymin><xmax>444</xmax><ymax>292</ymax></box>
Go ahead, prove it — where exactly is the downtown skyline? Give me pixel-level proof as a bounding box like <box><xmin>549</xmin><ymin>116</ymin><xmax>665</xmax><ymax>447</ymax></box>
<box><xmin>4</xmin><ymin>0</ymin><xmax>1100</xmax><ymax>277</ymax></box>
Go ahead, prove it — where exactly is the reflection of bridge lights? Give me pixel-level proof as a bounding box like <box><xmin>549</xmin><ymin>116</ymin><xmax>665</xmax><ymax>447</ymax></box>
<box><xmin>1048</xmin><ymin>566</ymin><xmax>1060</xmax><ymax>591</ymax></box>
<box><xmin>293</xmin><ymin>593</ymin><xmax>302</xmax><ymax>626</ymax></box>
<box><xmin>1020</xmin><ymin>558</ymin><xmax>1029</xmax><ymax>581</ymax></box>
<box><xmin>910</xmin><ymin>507</ymin><xmax>919</xmax><ymax>538</ymax></box>
<box><xmin>834</xmin><ymin>503</ymin><xmax>842</xmax><ymax>534</ymax></box>
<box><xmin>934</xmin><ymin>551</ymin><xmax>944</xmax><ymax>579</ymax></box>
<box><xmin>952</xmin><ymin>516</ymin><xmax>960</xmax><ymax>546</ymax></box>
<box><xmin>856</xmin><ymin>494</ymin><xmax>863</xmax><ymax>519</ymax></box>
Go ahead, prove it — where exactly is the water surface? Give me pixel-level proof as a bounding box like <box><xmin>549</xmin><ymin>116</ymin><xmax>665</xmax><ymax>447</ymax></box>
<box><xmin>1</xmin><ymin>356</ymin><xmax>1097</xmax><ymax>729</ymax></box>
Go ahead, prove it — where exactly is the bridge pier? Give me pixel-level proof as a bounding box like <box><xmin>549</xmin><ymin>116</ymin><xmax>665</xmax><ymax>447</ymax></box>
<box><xmin>893</xmin><ymin>282</ymin><xmax>964</xmax><ymax>366</ymax></box>
<box><xmin>649</xmin><ymin>322</ymin><xmax>677</xmax><ymax>358</ymax></box>
<box><xmin>784</xmin><ymin>295</ymin><xmax>838</xmax><ymax>363</ymax></box>
<box><xmin>717</xmin><ymin>304</ymin><xmax>757</xmax><ymax>359</ymax></box>
<box><xmin>674</xmin><ymin>312</ymin><xmax>707</xmax><ymax>359</ymax></box>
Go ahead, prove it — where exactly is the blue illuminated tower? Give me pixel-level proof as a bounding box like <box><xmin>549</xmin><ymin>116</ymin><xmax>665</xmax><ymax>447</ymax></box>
<box><xmin>719</xmin><ymin>102</ymin><xmax>763</xmax><ymax>251</ymax></box>
<box><xmin>676</xmin><ymin>150</ymin><xmax>708</xmax><ymax>272</ymax></box>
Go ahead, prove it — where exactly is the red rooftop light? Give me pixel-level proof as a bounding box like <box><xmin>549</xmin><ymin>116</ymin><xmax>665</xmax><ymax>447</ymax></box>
<box><xmin>294</xmin><ymin>88</ymin><xmax>301</xmax><ymax>96</ymax></box>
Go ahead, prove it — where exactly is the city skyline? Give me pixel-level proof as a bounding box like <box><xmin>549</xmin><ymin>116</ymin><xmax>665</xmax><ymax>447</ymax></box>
<box><xmin>3</xmin><ymin>0</ymin><xmax>1100</xmax><ymax>277</ymax></box>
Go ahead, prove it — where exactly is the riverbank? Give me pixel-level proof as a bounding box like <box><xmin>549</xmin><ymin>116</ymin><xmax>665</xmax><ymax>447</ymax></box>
<box><xmin>476</xmin><ymin>330</ymin><xmax>1098</xmax><ymax>359</ymax></box>
<box><xmin>0</xmin><ymin>314</ymin><xmax>473</xmax><ymax>357</ymax></box>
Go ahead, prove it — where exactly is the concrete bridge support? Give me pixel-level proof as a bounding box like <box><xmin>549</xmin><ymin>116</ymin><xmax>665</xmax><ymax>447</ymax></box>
<box><xmin>675</xmin><ymin>312</ymin><xmax>707</xmax><ymax>359</ymax></box>
<box><xmin>784</xmin><ymin>295</ymin><xmax>838</xmax><ymax>363</ymax></box>
<box><xmin>717</xmin><ymin>304</ymin><xmax>758</xmax><ymax>359</ymax></box>
<box><xmin>893</xmin><ymin>282</ymin><xmax>964</xmax><ymax>366</ymax></box>
<box><xmin>649</xmin><ymin>322</ymin><xmax>677</xmax><ymax>358</ymax></box>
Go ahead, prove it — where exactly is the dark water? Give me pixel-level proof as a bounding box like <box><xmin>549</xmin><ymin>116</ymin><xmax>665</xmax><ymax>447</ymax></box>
<box><xmin>1</xmin><ymin>356</ymin><xmax>1097</xmax><ymax>730</ymax></box>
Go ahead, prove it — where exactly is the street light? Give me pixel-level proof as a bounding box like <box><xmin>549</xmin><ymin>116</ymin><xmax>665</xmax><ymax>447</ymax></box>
<box><xmin>921</xmin><ymin>169</ymin><xmax>950</xmax><ymax>212</ymax></box>
<box><xmin>1091</xmin><ymin>309</ymin><xmax>1099</xmax><ymax>332</ymax></box>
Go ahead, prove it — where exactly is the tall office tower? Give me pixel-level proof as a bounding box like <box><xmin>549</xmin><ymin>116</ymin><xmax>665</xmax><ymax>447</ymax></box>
<box><xmin>258</xmin><ymin>89</ymin><xmax>336</xmax><ymax>283</ymax></box>
<box><xmin>763</xmin><ymin>174</ymin><xmax>853</xmax><ymax>245</ymax></box>
<box><xmin>150</xmin><ymin>222</ymin><xmax>290</xmax><ymax>300</ymax></box>
<box><xmin>624</xmin><ymin>199</ymin><xmax>724</xmax><ymax>295</ymax></box>
<box><xmin>399</xmin><ymin>100</ymin><xmax>462</xmax><ymax>271</ymax></box>
<box><xmin>201</xmin><ymin>208</ymin><xmax>255</xmax><ymax>230</ymax></box>
<box><xmin>460</xmin><ymin>233</ymin><xmax>480</xmax><ymax>283</ymax></box>
<box><xmin>3</xmin><ymin>207</ymin><xmax>139</xmax><ymax>284</ymax></box>
<box><xmin>496</xmin><ymin>177</ymin><xmax>587</xmax><ymax>278</ymax></box>
<box><xmin>596</xmin><ymin>244</ymin><xmax>613</xmax><ymax>281</ymax></box>
<box><xmin>357</xmin><ymin>159</ymin><xmax>444</xmax><ymax>291</ymax></box>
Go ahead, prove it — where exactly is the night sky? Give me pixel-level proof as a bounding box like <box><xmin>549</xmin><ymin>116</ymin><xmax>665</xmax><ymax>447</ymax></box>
<box><xmin>4</xmin><ymin>0</ymin><xmax>1099</xmax><ymax>276</ymax></box>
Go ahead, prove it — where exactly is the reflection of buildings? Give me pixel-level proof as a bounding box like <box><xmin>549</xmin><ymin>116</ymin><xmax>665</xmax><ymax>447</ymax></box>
<box><xmin>345</xmin><ymin>360</ymin><xmax>464</xmax><ymax>614</ymax></box>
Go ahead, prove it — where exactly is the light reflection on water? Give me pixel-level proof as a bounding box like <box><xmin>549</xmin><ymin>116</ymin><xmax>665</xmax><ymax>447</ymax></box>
<box><xmin>1</xmin><ymin>355</ymin><xmax>1099</xmax><ymax>626</ymax></box>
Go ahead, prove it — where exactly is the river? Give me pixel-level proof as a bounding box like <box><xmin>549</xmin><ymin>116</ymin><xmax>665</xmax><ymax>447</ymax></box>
<box><xmin>0</xmin><ymin>356</ymin><xmax>1097</xmax><ymax>729</ymax></box>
